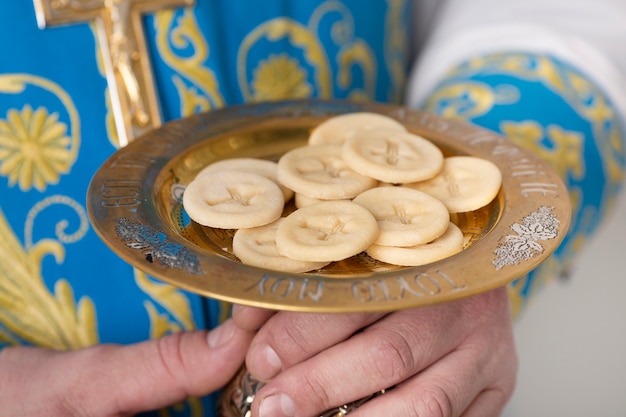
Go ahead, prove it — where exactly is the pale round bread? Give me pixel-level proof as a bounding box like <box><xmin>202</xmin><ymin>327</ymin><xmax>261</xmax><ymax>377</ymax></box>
<box><xmin>352</xmin><ymin>186</ymin><xmax>450</xmax><ymax>247</ymax></box>
<box><xmin>275</xmin><ymin>200</ymin><xmax>379</xmax><ymax>262</ymax></box>
<box><xmin>294</xmin><ymin>192</ymin><xmax>324</xmax><ymax>209</ymax></box>
<box><xmin>233</xmin><ymin>219</ymin><xmax>329</xmax><ymax>273</ymax></box>
<box><xmin>342</xmin><ymin>129</ymin><xmax>444</xmax><ymax>183</ymax></box>
<box><xmin>308</xmin><ymin>112</ymin><xmax>407</xmax><ymax>146</ymax></box>
<box><xmin>294</xmin><ymin>193</ymin><xmax>349</xmax><ymax>209</ymax></box>
<box><xmin>277</xmin><ymin>144</ymin><xmax>378</xmax><ymax>200</ymax></box>
<box><xmin>406</xmin><ymin>156</ymin><xmax>502</xmax><ymax>213</ymax></box>
<box><xmin>366</xmin><ymin>222</ymin><xmax>464</xmax><ymax>266</ymax></box>
<box><xmin>182</xmin><ymin>170</ymin><xmax>284</xmax><ymax>229</ymax></box>
<box><xmin>196</xmin><ymin>157</ymin><xmax>294</xmax><ymax>202</ymax></box>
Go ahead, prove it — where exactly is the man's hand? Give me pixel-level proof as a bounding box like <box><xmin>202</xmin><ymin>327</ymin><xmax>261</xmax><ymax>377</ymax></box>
<box><xmin>0</xmin><ymin>319</ymin><xmax>254</xmax><ymax>416</ymax></box>
<box><xmin>234</xmin><ymin>286</ymin><xmax>517</xmax><ymax>417</ymax></box>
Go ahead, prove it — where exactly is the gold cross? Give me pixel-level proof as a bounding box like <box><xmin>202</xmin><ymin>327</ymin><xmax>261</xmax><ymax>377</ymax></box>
<box><xmin>33</xmin><ymin>0</ymin><xmax>194</xmax><ymax>146</ymax></box>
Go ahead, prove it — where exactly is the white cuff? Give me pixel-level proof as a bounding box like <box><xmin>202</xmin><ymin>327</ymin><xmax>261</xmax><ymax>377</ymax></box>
<box><xmin>407</xmin><ymin>4</ymin><xmax>626</xmax><ymax>118</ymax></box>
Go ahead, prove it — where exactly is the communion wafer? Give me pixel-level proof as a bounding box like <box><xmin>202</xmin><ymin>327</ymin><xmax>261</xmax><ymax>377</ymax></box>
<box><xmin>233</xmin><ymin>219</ymin><xmax>329</xmax><ymax>273</ymax></box>
<box><xmin>308</xmin><ymin>112</ymin><xmax>407</xmax><ymax>146</ymax></box>
<box><xmin>277</xmin><ymin>144</ymin><xmax>378</xmax><ymax>200</ymax></box>
<box><xmin>406</xmin><ymin>156</ymin><xmax>502</xmax><ymax>213</ymax></box>
<box><xmin>275</xmin><ymin>200</ymin><xmax>379</xmax><ymax>262</ymax></box>
<box><xmin>365</xmin><ymin>222</ymin><xmax>464</xmax><ymax>266</ymax></box>
<box><xmin>352</xmin><ymin>186</ymin><xmax>450</xmax><ymax>247</ymax></box>
<box><xmin>182</xmin><ymin>170</ymin><xmax>284</xmax><ymax>229</ymax></box>
<box><xmin>342</xmin><ymin>129</ymin><xmax>444</xmax><ymax>183</ymax></box>
<box><xmin>196</xmin><ymin>157</ymin><xmax>294</xmax><ymax>202</ymax></box>
<box><xmin>294</xmin><ymin>192</ymin><xmax>349</xmax><ymax>209</ymax></box>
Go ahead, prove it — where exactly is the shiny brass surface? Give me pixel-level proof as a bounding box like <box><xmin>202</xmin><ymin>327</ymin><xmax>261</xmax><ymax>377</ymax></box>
<box><xmin>87</xmin><ymin>100</ymin><xmax>571</xmax><ymax>313</ymax></box>
<box><xmin>33</xmin><ymin>0</ymin><xmax>194</xmax><ymax>146</ymax></box>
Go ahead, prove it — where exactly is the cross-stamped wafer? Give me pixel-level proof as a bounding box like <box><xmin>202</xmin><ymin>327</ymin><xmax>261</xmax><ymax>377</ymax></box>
<box><xmin>366</xmin><ymin>222</ymin><xmax>464</xmax><ymax>266</ymax></box>
<box><xmin>233</xmin><ymin>219</ymin><xmax>329</xmax><ymax>273</ymax></box>
<box><xmin>308</xmin><ymin>112</ymin><xmax>407</xmax><ymax>146</ymax></box>
<box><xmin>353</xmin><ymin>186</ymin><xmax>450</xmax><ymax>247</ymax></box>
<box><xmin>183</xmin><ymin>170</ymin><xmax>284</xmax><ymax>229</ymax></box>
<box><xmin>342</xmin><ymin>129</ymin><xmax>444</xmax><ymax>183</ymax></box>
<box><xmin>276</xmin><ymin>200</ymin><xmax>379</xmax><ymax>262</ymax></box>
<box><xmin>406</xmin><ymin>156</ymin><xmax>502</xmax><ymax>213</ymax></box>
<box><xmin>277</xmin><ymin>144</ymin><xmax>378</xmax><ymax>200</ymax></box>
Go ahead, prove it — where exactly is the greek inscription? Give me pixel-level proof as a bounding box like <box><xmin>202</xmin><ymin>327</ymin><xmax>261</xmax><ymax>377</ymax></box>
<box><xmin>352</xmin><ymin>270</ymin><xmax>467</xmax><ymax>303</ymax></box>
<box><xmin>416</xmin><ymin>274</ymin><xmax>442</xmax><ymax>295</ymax></box>
<box><xmin>512</xmin><ymin>169</ymin><xmax>545</xmax><ymax>178</ymax></box>
<box><xmin>297</xmin><ymin>278</ymin><xmax>324</xmax><ymax>302</ymax></box>
<box><xmin>492</xmin><ymin>144</ymin><xmax>521</xmax><ymax>157</ymax></box>
<box><xmin>461</xmin><ymin>131</ymin><xmax>503</xmax><ymax>147</ymax></box>
<box><xmin>507</xmin><ymin>158</ymin><xmax>559</xmax><ymax>198</ymax></box>
<box><xmin>246</xmin><ymin>275</ymin><xmax>325</xmax><ymax>302</ymax></box>
<box><xmin>101</xmin><ymin>179</ymin><xmax>143</xmax><ymax>207</ymax></box>
<box><xmin>510</xmin><ymin>159</ymin><xmax>546</xmax><ymax>178</ymax></box>
<box><xmin>270</xmin><ymin>278</ymin><xmax>294</xmax><ymax>299</ymax></box>
<box><xmin>520</xmin><ymin>182</ymin><xmax>559</xmax><ymax>197</ymax></box>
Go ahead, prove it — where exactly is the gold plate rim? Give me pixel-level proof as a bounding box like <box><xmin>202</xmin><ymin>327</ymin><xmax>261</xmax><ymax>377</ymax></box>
<box><xmin>87</xmin><ymin>99</ymin><xmax>571</xmax><ymax>313</ymax></box>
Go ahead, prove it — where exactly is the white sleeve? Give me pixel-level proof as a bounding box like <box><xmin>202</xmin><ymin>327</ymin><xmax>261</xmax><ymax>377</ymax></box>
<box><xmin>407</xmin><ymin>0</ymin><xmax>626</xmax><ymax>116</ymax></box>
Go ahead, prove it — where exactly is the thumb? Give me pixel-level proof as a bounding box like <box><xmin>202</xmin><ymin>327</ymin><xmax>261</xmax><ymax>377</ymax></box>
<box><xmin>0</xmin><ymin>319</ymin><xmax>254</xmax><ymax>417</ymax></box>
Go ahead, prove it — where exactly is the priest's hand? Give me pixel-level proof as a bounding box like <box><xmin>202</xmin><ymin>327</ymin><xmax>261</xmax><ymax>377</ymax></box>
<box><xmin>233</xmin><ymin>286</ymin><xmax>517</xmax><ymax>417</ymax></box>
<box><xmin>0</xmin><ymin>319</ymin><xmax>253</xmax><ymax>417</ymax></box>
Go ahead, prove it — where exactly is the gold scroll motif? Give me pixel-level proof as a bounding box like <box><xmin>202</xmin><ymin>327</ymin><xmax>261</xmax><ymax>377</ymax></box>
<box><xmin>33</xmin><ymin>0</ymin><xmax>194</xmax><ymax>146</ymax></box>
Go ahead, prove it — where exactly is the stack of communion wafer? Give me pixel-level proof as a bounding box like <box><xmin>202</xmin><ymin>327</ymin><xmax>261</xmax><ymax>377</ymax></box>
<box><xmin>182</xmin><ymin>112</ymin><xmax>502</xmax><ymax>273</ymax></box>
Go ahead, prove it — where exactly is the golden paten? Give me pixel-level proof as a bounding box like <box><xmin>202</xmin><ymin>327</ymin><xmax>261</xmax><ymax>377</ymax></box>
<box><xmin>33</xmin><ymin>0</ymin><xmax>195</xmax><ymax>146</ymax></box>
<box><xmin>87</xmin><ymin>99</ymin><xmax>571</xmax><ymax>313</ymax></box>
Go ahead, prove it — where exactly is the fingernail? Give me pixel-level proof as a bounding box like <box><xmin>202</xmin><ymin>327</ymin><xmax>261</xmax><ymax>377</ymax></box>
<box><xmin>207</xmin><ymin>320</ymin><xmax>235</xmax><ymax>348</ymax></box>
<box><xmin>259</xmin><ymin>393</ymin><xmax>296</xmax><ymax>417</ymax></box>
<box><xmin>252</xmin><ymin>344</ymin><xmax>282</xmax><ymax>380</ymax></box>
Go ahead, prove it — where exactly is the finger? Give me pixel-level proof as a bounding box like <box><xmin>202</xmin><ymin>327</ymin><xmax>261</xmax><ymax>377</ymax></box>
<box><xmin>346</xmin><ymin>342</ymin><xmax>516</xmax><ymax>417</ymax></box>
<box><xmin>245</xmin><ymin>311</ymin><xmax>385</xmax><ymax>381</ymax></box>
<box><xmin>460</xmin><ymin>388</ymin><xmax>514</xmax><ymax>417</ymax></box>
<box><xmin>250</xmin><ymin>287</ymin><xmax>514</xmax><ymax>417</ymax></box>
<box><xmin>232</xmin><ymin>304</ymin><xmax>276</xmax><ymax>331</ymax></box>
<box><xmin>0</xmin><ymin>320</ymin><xmax>254</xmax><ymax>416</ymax></box>
<box><xmin>100</xmin><ymin>320</ymin><xmax>254</xmax><ymax>414</ymax></box>
<box><xmin>249</xmin><ymin>306</ymin><xmax>467</xmax><ymax>417</ymax></box>
<box><xmin>348</xmin><ymin>290</ymin><xmax>517</xmax><ymax>417</ymax></box>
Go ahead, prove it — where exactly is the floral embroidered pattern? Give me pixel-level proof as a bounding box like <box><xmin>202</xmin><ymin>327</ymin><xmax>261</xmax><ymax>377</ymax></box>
<box><xmin>251</xmin><ymin>54</ymin><xmax>313</xmax><ymax>101</ymax></box>
<box><xmin>493</xmin><ymin>206</ymin><xmax>560</xmax><ymax>270</ymax></box>
<box><xmin>115</xmin><ymin>217</ymin><xmax>203</xmax><ymax>275</ymax></box>
<box><xmin>0</xmin><ymin>205</ymin><xmax>97</xmax><ymax>349</ymax></box>
<box><xmin>0</xmin><ymin>105</ymin><xmax>73</xmax><ymax>192</ymax></box>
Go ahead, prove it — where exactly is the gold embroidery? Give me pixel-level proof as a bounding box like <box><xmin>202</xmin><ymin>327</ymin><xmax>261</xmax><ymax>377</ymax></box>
<box><xmin>239</xmin><ymin>17</ymin><xmax>331</xmax><ymax>101</ymax></box>
<box><xmin>252</xmin><ymin>54</ymin><xmax>313</xmax><ymax>101</ymax></box>
<box><xmin>308</xmin><ymin>0</ymin><xmax>354</xmax><ymax>38</ymax></box>
<box><xmin>0</xmin><ymin>106</ymin><xmax>72</xmax><ymax>192</ymax></box>
<box><xmin>424</xmin><ymin>81</ymin><xmax>519</xmax><ymax>120</ymax></box>
<box><xmin>154</xmin><ymin>8</ymin><xmax>225</xmax><ymax>115</ymax></box>
<box><xmin>336</xmin><ymin>40</ymin><xmax>376</xmax><ymax>101</ymax></box>
<box><xmin>308</xmin><ymin>1</ymin><xmax>377</xmax><ymax>100</ymax></box>
<box><xmin>0</xmin><ymin>74</ymin><xmax>80</xmax><ymax>191</ymax></box>
<box><xmin>135</xmin><ymin>269</ymin><xmax>195</xmax><ymax>335</ymax></box>
<box><xmin>0</xmin><ymin>206</ymin><xmax>97</xmax><ymax>349</ymax></box>
<box><xmin>384</xmin><ymin>0</ymin><xmax>408</xmax><ymax>103</ymax></box>
<box><xmin>500</xmin><ymin>121</ymin><xmax>585</xmax><ymax>181</ymax></box>
<box><xmin>448</xmin><ymin>54</ymin><xmax>624</xmax><ymax>195</ymax></box>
